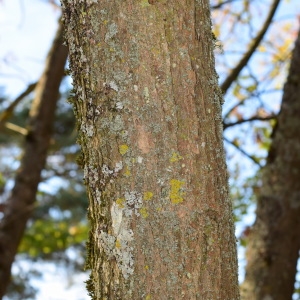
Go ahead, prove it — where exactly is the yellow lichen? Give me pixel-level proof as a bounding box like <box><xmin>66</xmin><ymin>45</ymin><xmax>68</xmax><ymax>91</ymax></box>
<box><xmin>144</xmin><ymin>265</ymin><xmax>149</xmax><ymax>270</ymax></box>
<box><xmin>169</xmin><ymin>179</ymin><xmax>185</xmax><ymax>204</ymax></box>
<box><xmin>169</xmin><ymin>152</ymin><xmax>183</xmax><ymax>163</ymax></box>
<box><xmin>140</xmin><ymin>207</ymin><xmax>149</xmax><ymax>218</ymax></box>
<box><xmin>115</xmin><ymin>239</ymin><xmax>121</xmax><ymax>249</ymax></box>
<box><xmin>119</xmin><ymin>144</ymin><xmax>129</xmax><ymax>155</ymax></box>
<box><xmin>124</xmin><ymin>166</ymin><xmax>131</xmax><ymax>177</ymax></box>
<box><xmin>116</xmin><ymin>198</ymin><xmax>125</xmax><ymax>208</ymax></box>
<box><xmin>145</xmin><ymin>295</ymin><xmax>151</xmax><ymax>300</ymax></box>
<box><xmin>143</xmin><ymin>191</ymin><xmax>153</xmax><ymax>201</ymax></box>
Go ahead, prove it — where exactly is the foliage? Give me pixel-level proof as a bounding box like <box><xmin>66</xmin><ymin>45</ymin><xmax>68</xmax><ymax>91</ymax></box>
<box><xmin>0</xmin><ymin>92</ymin><xmax>89</xmax><ymax>291</ymax></box>
<box><xmin>19</xmin><ymin>188</ymin><xmax>88</xmax><ymax>259</ymax></box>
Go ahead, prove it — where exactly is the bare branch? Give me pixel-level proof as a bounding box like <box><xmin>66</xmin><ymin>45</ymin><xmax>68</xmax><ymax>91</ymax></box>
<box><xmin>224</xmin><ymin>136</ymin><xmax>262</xmax><ymax>167</ymax></box>
<box><xmin>220</xmin><ymin>0</ymin><xmax>281</xmax><ymax>94</ymax></box>
<box><xmin>4</xmin><ymin>122</ymin><xmax>28</xmax><ymax>135</ymax></box>
<box><xmin>224</xmin><ymin>98</ymin><xmax>248</xmax><ymax>119</ymax></box>
<box><xmin>224</xmin><ymin>114</ymin><xmax>277</xmax><ymax>130</ymax></box>
<box><xmin>0</xmin><ymin>82</ymin><xmax>37</xmax><ymax>130</ymax></box>
<box><xmin>211</xmin><ymin>0</ymin><xmax>241</xmax><ymax>10</ymax></box>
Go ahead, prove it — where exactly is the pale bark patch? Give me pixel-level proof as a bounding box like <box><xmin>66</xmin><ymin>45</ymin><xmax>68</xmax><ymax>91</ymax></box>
<box><xmin>137</xmin><ymin>124</ymin><xmax>155</xmax><ymax>154</ymax></box>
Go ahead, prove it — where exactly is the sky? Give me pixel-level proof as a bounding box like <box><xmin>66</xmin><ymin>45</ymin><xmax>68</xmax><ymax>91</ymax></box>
<box><xmin>0</xmin><ymin>1</ymin><xmax>90</xmax><ymax>299</ymax></box>
<box><xmin>1</xmin><ymin>0</ymin><xmax>300</xmax><ymax>298</ymax></box>
<box><xmin>0</xmin><ymin>0</ymin><xmax>60</xmax><ymax>97</ymax></box>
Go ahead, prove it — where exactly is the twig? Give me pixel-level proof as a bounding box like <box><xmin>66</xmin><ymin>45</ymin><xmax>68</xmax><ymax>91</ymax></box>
<box><xmin>224</xmin><ymin>114</ymin><xmax>277</xmax><ymax>130</ymax></box>
<box><xmin>0</xmin><ymin>82</ymin><xmax>37</xmax><ymax>130</ymax></box>
<box><xmin>4</xmin><ymin>122</ymin><xmax>28</xmax><ymax>135</ymax></box>
<box><xmin>220</xmin><ymin>0</ymin><xmax>281</xmax><ymax>94</ymax></box>
<box><xmin>224</xmin><ymin>136</ymin><xmax>262</xmax><ymax>167</ymax></box>
<box><xmin>211</xmin><ymin>0</ymin><xmax>241</xmax><ymax>10</ymax></box>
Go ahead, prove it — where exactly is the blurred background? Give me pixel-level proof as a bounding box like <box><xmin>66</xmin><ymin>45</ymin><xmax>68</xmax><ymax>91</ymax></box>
<box><xmin>0</xmin><ymin>0</ymin><xmax>299</xmax><ymax>299</ymax></box>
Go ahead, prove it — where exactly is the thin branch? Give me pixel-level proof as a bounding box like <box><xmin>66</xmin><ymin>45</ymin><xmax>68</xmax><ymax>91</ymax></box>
<box><xmin>224</xmin><ymin>115</ymin><xmax>277</xmax><ymax>130</ymax></box>
<box><xmin>224</xmin><ymin>136</ymin><xmax>262</xmax><ymax>167</ymax></box>
<box><xmin>224</xmin><ymin>97</ymin><xmax>248</xmax><ymax>119</ymax></box>
<box><xmin>211</xmin><ymin>0</ymin><xmax>241</xmax><ymax>10</ymax></box>
<box><xmin>0</xmin><ymin>82</ymin><xmax>37</xmax><ymax>130</ymax></box>
<box><xmin>4</xmin><ymin>122</ymin><xmax>28</xmax><ymax>135</ymax></box>
<box><xmin>220</xmin><ymin>0</ymin><xmax>281</xmax><ymax>94</ymax></box>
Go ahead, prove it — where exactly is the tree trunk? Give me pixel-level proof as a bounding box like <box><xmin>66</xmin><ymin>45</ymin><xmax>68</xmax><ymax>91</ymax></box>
<box><xmin>62</xmin><ymin>1</ymin><xmax>239</xmax><ymax>299</ymax></box>
<box><xmin>0</xmin><ymin>21</ymin><xmax>68</xmax><ymax>299</ymax></box>
<box><xmin>241</xmin><ymin>29</ymin><xmax>300</xmax><ymax>300</ymax></box>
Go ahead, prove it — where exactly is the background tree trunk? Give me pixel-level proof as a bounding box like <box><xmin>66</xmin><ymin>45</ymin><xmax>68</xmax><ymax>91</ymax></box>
<box><xmin>62</xmin><ymin>1</ymin><xmax>239</xmax><ymax>299</ymax></box>
<box><xmin>241</xmin><ymin>29</ymin><xmax>300</xmax><ymax>300</ymax></box>
<box><xmin>0</xmin><ymin>21</ymin><xmax>68</xmax><ymax>299</ymax></box>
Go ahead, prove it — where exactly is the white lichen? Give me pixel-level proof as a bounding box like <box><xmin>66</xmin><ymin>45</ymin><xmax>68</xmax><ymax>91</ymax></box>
<box><xmin>116</xmin><ymin>101</ymin><xmax>123</xmax><ymax>109</ymax></box>
<box><xmin>108</xmin><ymin>80</ymin><xmax>119</xmax><ymax>92</ymax></box>
<box><xmin>84</xmin><ymin>165</ymin><xmax>99</xmax><ymax>186</ymax></box>
<box><xmin>114</xmin><ymin>228</ymin><xmax>134</xmax><ymax>279</ymax></box>
<box><xmin>102</xmin><ymin>164</ymin><xmax>114</xmax><ymax>176</ymax></box>
<box><xmin>124</xmin><ymin>191</ymin><xmax>143</xmax><ymax>217</ymax></box>
<box><xmin>81</xmin><ymin>123</ymin><xmax>94</xmax><ymax>137</ymax></box>
<box><xmin>105</xmin><ymin>23</ymin><xmax>118</xmax><ymax>42</ymax></box>
<box><xmin>111</xmin><ymin>115</ymin><xmax>125</xmax><ymax>132</ymax></box>
<box><xmin>143</xmin><ymin>87</ymin><xmax>150</xmax><ymax>99</ymax></box>
<box><xmin>95</xmin><ymin>189</ymin><xmax>102</xmax><ymax>203</ymax></box>
<box><xmin>101</xmin><ymin>198</ymin><xmax>138</xmax><ymax>279</ymax></box>
<box><xmin>114</xmin><ymin>161</ymin><xmax>123</xmax><ymax>172</ymax></box>
<box><xmin>99</xmin><ymin>231</ymin><xmax>116</xmax><ymax>259</ymax></box>
<box><xmin>157</xmin><ymin>178</ymin><xmax>165</xmax><ymax>186</ymax></box>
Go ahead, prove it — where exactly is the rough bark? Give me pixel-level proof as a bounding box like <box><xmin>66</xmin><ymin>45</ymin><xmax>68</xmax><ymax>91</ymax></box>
<box><xmin>0</xmin><ymin>22</ymin><xmax>68</xmax><ymax>299</ymax></box>
<box><xmin>62</xmin><ymin>0</ymin><xmax>239</xmax><ymax>299</ymax></box>
<box><xmin>241</xmin><ymin>29</ymin><xmax>300</xmax><ymax>300</ymax></box>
